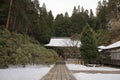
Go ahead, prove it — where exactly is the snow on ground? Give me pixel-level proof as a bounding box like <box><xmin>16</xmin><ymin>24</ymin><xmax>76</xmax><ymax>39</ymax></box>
<box><xmin>74</xmin><ymin>73</ymin><xmax>120</xmax><ymax>80</ymax></box>
<box><xmin>66</xmin><ymin>64</ymin><xmax>120</xmax><ymax>80</ymax></box>
<box><xmin>66</xmin><ymin>64</ymin><xmax>120</xmax><ymax>71</ymax></box>
<box><xmin>0</xmin><ymin>64</ymin><xmax>120</xmax><ymax>80</ymax></box>
<box><xmin>0</xmin><ymin>64</ymin><xmax>53</xmax><ymax>80</ymax></box>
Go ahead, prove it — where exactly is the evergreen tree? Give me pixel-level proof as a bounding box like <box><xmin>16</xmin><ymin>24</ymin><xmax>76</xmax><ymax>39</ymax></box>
<box><xmin>65</xmin><ymin>12</ymin><xmax>69</xmax><ymax>17</ymax></box>
<box><xmin>81</xmin><ymin>6</ymin><xmax>85</xmax><ymax>13</ymax></box>
<box><xmin>96</xmin><ymin>29</ymin><xmax>111</xmax><ymax>45</ymax></box>
<box><xmin>47</xmin><ymin>11</ymin><xmax>54</xmax><ymax>36</ymax></box>
<box><xmin>90</xmin><ymin>9</ymin><xmax>94</xmax><ymax>19</ymax></box>
<box><xmin>71</xmin><ymin>10</ymin><xmax>89</xmax><ymax>34</ymax></box>
<box><xmin>4</xmin><ymin>0</ymin><xmax>53</xmax><ymax>44</ymax></box>
<box><xmin>0</xmin><ymin>0</ymin><xmax>9</xmax><ymax>27</ymax></box>
<box><xmin>72</xmin><ymin>6</ymin><xmax>78</xmax><ymax>14</ymax></box>
<box><xmin>54</xmin><ymin>14</ymin><xmax>64</xmax><ymax>37</ymax></box>
<box><xmin>33</xmin><ymin>0</ymin><xmax>40</xmax><ymax>13</ymax></box>
<box><xmin>5</xmin><ymin>0</ymin><xmax>13</xmax><ymax>29</ymax></box>
<box><xmin>54</xmin><ymin>14</ymin><xmax>72</xmax><ymax>37</ymax></box>
<box><xmin>37</xmin><ymin>3</ymin><xmax>52</xmax><ymax>44</ymax></box>
<box><xmin>96</xmin><ymin>1</ymin><xmax>102</xmax><ymax>14</ymax></box>
<box><xmin>78</xmin><ymin>5</ymin><xmax>80</xmax><ymax>13</ymax></box>
<box><xmin>96</xmin><ymin>0</ymin><xmax>108</xmax><ymax>29</ymax></box>
<box><xmin>9</xmin><ymin>0</ymin><xmax>39</xmax><ymax>34</ymax></box>
<box><xmin>89</xmin><ymin>9</ymin><xmax>97</xmax><ymax>30</ymax></box>
<box><xmin>80</xmin><ymin>24</ymin><xmax>99</xmax><ymax>64</ymax></box>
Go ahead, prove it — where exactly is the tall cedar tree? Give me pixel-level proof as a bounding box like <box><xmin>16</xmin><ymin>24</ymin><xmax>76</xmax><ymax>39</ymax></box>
<box><xmin>80</xmin><ymin>24</ymin><xmax>99</xmax><ymax>64</ymax></box>
<box><xmin>9</xmin><ymin>0</ymin><xmax>39</xmax><ymax>34</ymax></box>
<box><xmin>38</xmin><ymin>3</ymin><xmax>54</xmax><ymax>44</ymax></box>
<box><xmin>71</xmin><ymin>6</ymin><xmax>89</xmax><ymax>34</ymax></box>
<box><xmin>0</xmin><ymin>0</ymin><xmax>9</xmax><ymax>27</ymax></box>
<box><xmin>96</xmin><ymin>0</ymin><xmax>108</xmax><ymax>29</ymax></box>
<box><xmin>54</xmin><ymin>14</ymin><xmax>72</xmax><ymax>37</ymax></box>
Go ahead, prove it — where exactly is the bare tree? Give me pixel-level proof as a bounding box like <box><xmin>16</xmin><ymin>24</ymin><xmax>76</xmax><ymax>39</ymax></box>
<box><xmin>63</xmin><ymin>38</ymin><xmax>81</xmax><ymax>58</ymax></box>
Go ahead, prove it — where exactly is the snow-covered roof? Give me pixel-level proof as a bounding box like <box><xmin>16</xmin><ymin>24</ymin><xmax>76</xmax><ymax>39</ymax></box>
<box><xmin>99</xmin><ymin>41</ymin><xmax>120</xmax><ymax>50</ymax></box>
<box><xmin>98</xmin><ymin>45</ymin><xmax>106</xmax><ymax>52</ymax></box>
<box><xmin>98</xmin><ymin>45</ymin><xmax>106</xmax><ymax>49</ymax></box>
<box><xmin>45</xmin><ymin>37</ymin><xmax>81</xmax><ymax>48</ymax></box>
<box><xmin>104</xmin><ymin>41</ymin><xmax>120</xmax><ymax>49</ymax></box>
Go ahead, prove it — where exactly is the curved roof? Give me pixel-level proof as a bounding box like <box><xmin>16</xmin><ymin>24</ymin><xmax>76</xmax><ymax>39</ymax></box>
<box><xmin>45</xmin><ymin>37</ymin><xmax>81</xmax><ymax>48</ymax></box>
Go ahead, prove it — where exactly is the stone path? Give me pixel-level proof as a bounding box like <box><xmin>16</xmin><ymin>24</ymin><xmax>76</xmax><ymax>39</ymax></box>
<box><xmin>40</xmin><ymin>63</ymin><xmax>76</xmax><ymax>80</ymax></box>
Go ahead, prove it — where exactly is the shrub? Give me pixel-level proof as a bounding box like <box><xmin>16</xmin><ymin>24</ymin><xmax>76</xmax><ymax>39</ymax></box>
<box><xmin>0</xmin><ymin>29</ymin><xmax>58</xmax><ymax>68</ymax></box>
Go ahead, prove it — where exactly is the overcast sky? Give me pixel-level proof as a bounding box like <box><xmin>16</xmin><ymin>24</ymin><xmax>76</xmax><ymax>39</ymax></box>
<box><xmin>39</xmin><ymin>0</ymin><xmax>104</xmax><ymax>17</ymax></box>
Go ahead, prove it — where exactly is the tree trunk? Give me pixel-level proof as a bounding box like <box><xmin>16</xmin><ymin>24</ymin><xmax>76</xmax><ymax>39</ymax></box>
<box><xmin>6</xmin><ymin>0</ymin><xmax>13</xmax><ymax>29</ymax></box>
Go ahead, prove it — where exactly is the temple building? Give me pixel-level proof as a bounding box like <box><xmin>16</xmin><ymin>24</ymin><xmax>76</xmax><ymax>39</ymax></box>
<box><xmin>99</xmin><ymin>41</ymin><xmax>120</xmax><ymax>66</ymax></box>
<box><xmin>45</xmin><ymin>37</ymin><xmax>81</xmax><ymax>59</ymax></box>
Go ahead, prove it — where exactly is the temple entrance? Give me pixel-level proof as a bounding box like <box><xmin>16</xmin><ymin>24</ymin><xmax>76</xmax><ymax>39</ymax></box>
<box><xmin>44</xmin><ymin>37</ymin><xmax>81</xmax><ymax>60</ymax></box>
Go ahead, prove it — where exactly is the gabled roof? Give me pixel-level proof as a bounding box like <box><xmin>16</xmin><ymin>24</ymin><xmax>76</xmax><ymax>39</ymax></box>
<box><xmin>45</xmin><ymin>37</ymin><xmax>81</xmax><ymax>48</ymax></box>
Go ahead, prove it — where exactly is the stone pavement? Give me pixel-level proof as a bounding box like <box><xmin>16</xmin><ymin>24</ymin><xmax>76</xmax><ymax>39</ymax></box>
<box><xmin>40</xmin><ymin>61</ymin><xmax>76</xmax><ymax>80</ymax></box>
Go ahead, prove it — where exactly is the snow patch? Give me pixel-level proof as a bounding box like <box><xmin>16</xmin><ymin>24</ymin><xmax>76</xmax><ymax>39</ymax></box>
<box><xmin>74</xmin><ymin>73</ymin><xmax>120</xmax><ymax>80</ymax></box>
<box><xmin>66</xmin><ymin>64</ymin><xmax>120</xmax><ymax>71</ymax></box>
<box><xmin>67</xmin><ymin>64</ymin><xmax>120</xmax><ymax>80</ymax></box>
<box><xmin>0</xmin><ymin>65</ymin><xmax>53</xmax><ymax>80</ymax></box>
